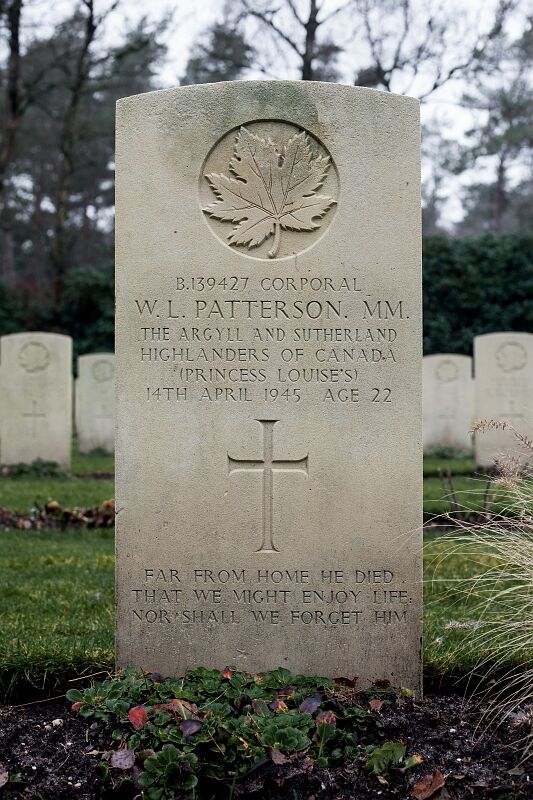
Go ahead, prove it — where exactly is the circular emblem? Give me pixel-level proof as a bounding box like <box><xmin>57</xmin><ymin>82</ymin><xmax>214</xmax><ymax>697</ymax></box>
<box><xmin>91</xmin><ymin>360</ymin><xmax>114</xmax><ymax>382</ymax></box>
<box><xmin>18</xmin><ymin>342</ymin><xmax>50</xmax><ymax>372</ymax></box>
<box><xmin>495</xmin><ymin>342</ymin><xmax>527</xmax><ymax>372</ymax></box>
<box><xmin>435</xmin><ymin>360</ymin><xmax>458</xmax><ymax>383</ymax></box>
<box><xmin>200</xmin><ymin>120</ymin><xmax>338</xmax><ymax>260</ymax></box>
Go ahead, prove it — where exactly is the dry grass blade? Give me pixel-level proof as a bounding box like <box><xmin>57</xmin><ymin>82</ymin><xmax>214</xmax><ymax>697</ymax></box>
<box><xmin>434</xmin><ymin>421</ymin><xmax>533</xmax><ymax>757</ymax></box>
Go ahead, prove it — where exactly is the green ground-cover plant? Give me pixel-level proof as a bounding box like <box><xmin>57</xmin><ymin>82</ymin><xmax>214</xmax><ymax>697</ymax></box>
<box><xmin>0</xmin><ymin>459</ymin><xmax>66</xmax><ymax>479</ymax></box>
<box><xmin>67</xmin><ymin>668</ymin><xmax>415</xmax><ymax>798</ymax></box>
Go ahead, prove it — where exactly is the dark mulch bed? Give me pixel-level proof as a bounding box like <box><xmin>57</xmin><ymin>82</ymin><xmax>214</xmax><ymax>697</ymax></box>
<box><xmin>0</xmin><ymin>695</ymin><xmax>531</xmax><ymax>799</ymax></box>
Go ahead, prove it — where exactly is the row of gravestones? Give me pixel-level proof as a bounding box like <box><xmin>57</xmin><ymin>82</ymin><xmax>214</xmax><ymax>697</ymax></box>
<box><xmin>424</xmin><ymin>332</ymin><xmax>533</xmax><ymax>465</ymax></box>
<box><xmin>0</xmin><ymin>332</ymin><xmax>114</xmax><ymax>469</ymax></box>
<box><xmin>1</xmin><ymin>329</ymin><xmax>530</xmax><ymax>472</ymax></box>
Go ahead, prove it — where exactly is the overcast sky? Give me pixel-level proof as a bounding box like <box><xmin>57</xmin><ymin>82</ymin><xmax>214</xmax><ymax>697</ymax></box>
<box><xmin>24</xmin><ymin>0</ymin><xmax>532</xmax><ymax>227</ymax></box>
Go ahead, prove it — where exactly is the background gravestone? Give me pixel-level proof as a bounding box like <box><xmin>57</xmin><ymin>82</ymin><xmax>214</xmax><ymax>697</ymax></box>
<box><xmin>0</xmin><ymin>332</ymin><xmax>72</xmax><ymax>469</ymax></box>
<box><xmin>474</xmin><ymin>332</ymin><xmax>533</xmax><ymax>467</ymax></box>
<box><xmin>423</xmin><ymin>354</ymin><xmax>473</xmax><ymax>452</ymax></box>
<box><xmin>115</xmin><ymin>81</ymin><xmax>422</xmax><ymax>692</ymax></box>
<box><xmin>76</xmin><ymin>353</ymin><xmax>115</xmax><ymax>454</ymax></box>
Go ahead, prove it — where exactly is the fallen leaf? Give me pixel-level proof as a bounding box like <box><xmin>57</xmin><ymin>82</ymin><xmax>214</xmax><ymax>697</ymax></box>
<box><xmin>299</xmin><ymin>694</ymin><xmax>322</xmax><ymax>714</ymax></box>
<box><xmin>412</xmin><ymin>768</ymin><xmax>446</xmax><ymax>800</ymax></box>
<box><xmin>267</xmin><ymin>747</ymin><xmax>288</xmax><ymax>765</ymax></box>
<box><xmin>0</xmin><ymin>767</ymin><xmax>8</xmax><ymax>788</ymax></box>
<box><xmin>252</xmin><ymin>698</ymin><xmax>270</xmax><ymax>717</ymax></box>
<box><xmin>110</xmin><ymin>749</ymin><xmax>135</xmax><ymax>770</ymax></box>
<box><xmin>221</xmin><ymin>667</ymin><xmax>233</xmax><ymax>680</ymax></box>
<box><xmin>369</xmin><ymin>699</ymin><xmax>384</xmax><ymax>712</ymax></box>
<box><xmin>269</xmin><ymin>699</ymin><xmax>288</xmax><ymax>713</ymax></box>
<box><xmin>277</xmin><ymin>686</ymin><xmax>296</xmax><ymax>698</ymax></box>
<box><xmin>171</xmin><ymin>698</ymin><xmax>199</xmax><ymax>718</ymax></box>
<box><xmin>180</xmin><ymin>719</ymin><xmax>202</xmax><ymax>737</ymax></box>
<box><xmin>128</xmin><ymin>706</ymin><xmax>148</xmax><ymax>731</ymax></box>
<box><xmin>403</xmin><ymin>754</ymin><xmax>424</xmax><ymax>770</ymax></box>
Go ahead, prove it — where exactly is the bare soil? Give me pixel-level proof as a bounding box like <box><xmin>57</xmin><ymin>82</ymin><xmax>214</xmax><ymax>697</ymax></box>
<box><xmin>0</xmin><ymin>694</ymin><xmax>531</xmax><ymax>799</ymax></box>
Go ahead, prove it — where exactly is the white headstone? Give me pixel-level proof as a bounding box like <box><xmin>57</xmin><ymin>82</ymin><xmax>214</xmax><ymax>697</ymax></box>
<box><xmin>75</xmin><ymin>353</ymin><xmax>115</xmax><ymax>454</ymax></box>
<box><xmin>115</xmin><ymin>81</ymin><xmax>423</xmax><ymax>692</ymax></box>
<box><xmin>0</xmin><ymin>332</ymin><xmax>72</xmax><ymax>468</ymax></box>
<box><xmin>474</xmin><ymin>332</ymin><xmax>533</xmax><ymax>467</ymax></box>
<box><xmin>423</xmin><ymin>354</ymin><xmax>473</xmax><ymax>453</ymax></box>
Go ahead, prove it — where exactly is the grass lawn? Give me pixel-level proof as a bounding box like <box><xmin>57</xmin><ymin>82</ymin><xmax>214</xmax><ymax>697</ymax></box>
<box><xmin>0</xmin><ymin>527</ymin><xmax>530</xmax><ymax>700</ymax></box>
<box><xmin>0</xmin><ymin>452</ymin><xmax>528</xmax><ymax>698</ymax></box>
<box><xmin>71</xmin><ymin>446</ymin><xmax>114</xmax><ymax>476</ymax></box>
<box><xmin>0</xmin><ymin>528</ymin><xmax>114</xmax><ymax>699</ymax></box>
<box><xmin>0</xmin><ymin>478</ymin><xmax>114</xmax><ymax>513</ymax></box>
<box><xmin>423</xmin><ymin>456</ymin><xmax>475</xmax><ymax>477</ymax></box>
<box><xmin>423</xmin><ymin>475</ymin><xmax>509</xmax><ymax>516</ymax></box>
<box><xmin>0</xmin><ymin>451</ymin><xmax>502</xmax><ymax>518</ymax></box>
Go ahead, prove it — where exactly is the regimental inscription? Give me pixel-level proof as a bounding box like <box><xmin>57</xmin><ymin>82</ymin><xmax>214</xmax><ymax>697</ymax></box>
<box><xmin>92</xmin><ymin>360</ymin><xmax>114</xmax><ymax>382</ymax></box>
<box><xmin>436</xmin><ymin>360</ymin><xmax>458</xmax><ymax>383</ymax></box>
<box><xmin>496</xmin><ymin>342</ymin><xmax>528</xmax><ymax>372</ymax></box>
<box><xmin>228</xmin><ymin>420</ymin><xmax>308</xmax><ymax>553</ymax></box>
<box><xmin>18</xmin><ymin>342</ymin><xmax>50</xmax><ymax>373</ymax></box>
<box><xmin>202</xmin><ymin>123</ymin><xmax>337</xmax><ymax>259</ymax></box>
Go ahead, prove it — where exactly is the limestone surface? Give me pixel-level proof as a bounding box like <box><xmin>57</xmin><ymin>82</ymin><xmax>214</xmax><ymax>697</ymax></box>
<box><xmin>474</xmin><ymin>332</ymin><xmax>533</xmax><ymax>467</ymax></box>
<box><xmin>0</xmin><ymin>332</ymin><xmax>72</xmax><ymax>468</ymax></box>
<box><xmin>115</xmin><ymin>81</ymin><xmax>422</xmax><ymax>692</ymax></box>
<box><xmin>76</xmin><ymin>353</ymin><xmax>115</xmax><ymax>454</ymax></box>
<box><xmin>423</xmin><ymin>354</ymin><xmax>473</xmax><ymax>452</ymax></box>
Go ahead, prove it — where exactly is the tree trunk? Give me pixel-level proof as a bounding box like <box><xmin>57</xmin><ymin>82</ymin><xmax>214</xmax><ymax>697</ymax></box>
<box><xmin>0</xmin><ymin>0</ymin><xmax>23</xmax><ymax>269</ymax></box>
<box><xmin>301</xmin><ymin>0</ymin><xmax>318</xmax><ymax>80</ymax></box>
<box><xmin>493</xmin><ymin>153</ymin><xmax>506</xmax><ymax>232</ymax></box>
<box><xmin>50</xmin><ymin>0</ymin><xmax>96</xmax><ymax>304</ymax></box>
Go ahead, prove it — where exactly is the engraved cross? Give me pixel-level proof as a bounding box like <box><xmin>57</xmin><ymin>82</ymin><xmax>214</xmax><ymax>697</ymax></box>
<box><xmin>23</xmin><ymin>400</ymin><xmax>46</xmax><ymax>437</ymax></box>
<box><xmin>228</xmin><ymin>419</ymin><xmax>308</xmax><ymax>554</ymax></box>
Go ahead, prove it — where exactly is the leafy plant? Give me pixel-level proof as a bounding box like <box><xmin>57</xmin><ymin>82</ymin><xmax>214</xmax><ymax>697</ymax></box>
<box><xmin>68</xmin><ymin>667</ymin><xmax>414</xmax><ymax>797</ymax></box>
<box><xmin>0</xmin><ymin>459</ymin><xmax>65</xmax><ymax>479</ymax></box>
<box><xmin>139</xmin><ymin>745</ymin><xmax>198</xmax><ymax>799</ymax></box>
<box><xmin>365</xmin><ymin>741</ymin><xmax>407</xmax><ymax>774</ymax></box>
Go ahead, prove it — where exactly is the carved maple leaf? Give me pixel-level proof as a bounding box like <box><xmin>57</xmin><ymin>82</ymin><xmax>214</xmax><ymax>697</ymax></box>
<box><xmin>203</xmin><ymin>126</ymin><xmax>336</xmax><ymax>258</ymax></box>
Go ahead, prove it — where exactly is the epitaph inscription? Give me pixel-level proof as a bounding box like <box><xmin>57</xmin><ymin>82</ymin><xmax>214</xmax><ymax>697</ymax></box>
<box><xmin>116</xmin><ymin>82</ymin><xmax>422</xmax><ymax>690</ymax></box>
